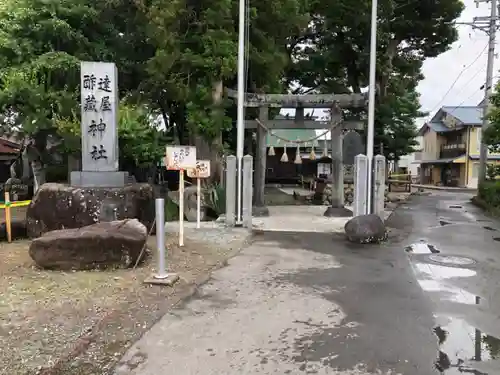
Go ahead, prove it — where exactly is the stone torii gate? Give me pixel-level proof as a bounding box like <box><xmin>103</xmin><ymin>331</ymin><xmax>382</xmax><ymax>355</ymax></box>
<box><xmin>226</xmin><ymin>89</ymin><xmax>367</xmax><ymax>217</ymax></box>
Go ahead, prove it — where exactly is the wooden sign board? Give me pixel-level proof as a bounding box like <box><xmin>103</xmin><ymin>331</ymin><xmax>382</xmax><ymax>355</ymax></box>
<box><xmin>187</xmin><ymin>160</ymin><xmax>211</xmax><ymax>178</ymax></box>
<box><xmin>165</xmin><ymin>146</ymin><xmax>196</xmax><ymax>170</ymax></box>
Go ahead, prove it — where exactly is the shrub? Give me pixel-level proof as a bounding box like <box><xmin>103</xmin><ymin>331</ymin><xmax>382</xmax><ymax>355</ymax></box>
<box><xmin>164</xmin><ymin>196</ymin><xmax>180</xmax><ymax>221</ymax></box>
<box><xmin>478</xmin><ymin>180</ymin><xmax>500</xmax><ymax>207</ymax></box>
<box><xmin>204</xmin><ymin>182</ymin><xmax>226</xmax><ymax>217</ymax></box>
<box><xmin>486</xmin><ymin>164</ymin><xmax>500</xmax><ymax>181</ymax></box>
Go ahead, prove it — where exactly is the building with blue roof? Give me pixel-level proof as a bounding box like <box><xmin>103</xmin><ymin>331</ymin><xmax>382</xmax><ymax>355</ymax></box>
<box><xmin>415</xmin><ymin>104</ymin><xmax>500</xmax><ymax>188</ymax></box>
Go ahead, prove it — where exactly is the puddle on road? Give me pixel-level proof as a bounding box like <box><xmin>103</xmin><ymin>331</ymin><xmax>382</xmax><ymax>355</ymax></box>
<box><xmin>434</xmin><ymin>312</ymin><xmax>500</xmax><ymax>374</ymax></box>
<box><xmin>449</xmin><ymin>205</ymin><xmax>463</xmax><ymax>209</ymax></box>
<box><xmin>484</xmin><ymin>226</ymin><xmax>497</xmax><ymax>231</ymax></box>
<box><xmin>405</xmin><ymin>242</ymin><xmax>440</xmax><ymax>254</ymax></box>
<box><xmin>406</xmin><ymin>244</ymin><xmax>500</xmax><ymax>373</ymax></box>
<box><xmin>412</xmin><ymin>260</ymin><xmax>478</xmax><ymax>305</ymax></box>
<box><xmin>415</xmin><ymin>263</ymin><xmax>476</xmax><ymax>279</ymax></box>
<box><xmin>440</xmin><ymin>220</ymin><xmax>452</xmax><ymax>226</ymax></box>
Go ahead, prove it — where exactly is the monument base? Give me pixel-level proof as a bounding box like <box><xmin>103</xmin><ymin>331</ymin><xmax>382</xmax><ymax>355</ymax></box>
<box><xmin>26</xmin><ymin>183</ymin><xmax>155</xmax><ymax>238</ymax></box>
<box><xmin>323</xmin><ymin>206</ymin><xmax>353</xmax><ymax>217</ymax></box>
<box><xmin>70</xmin><ymin>171</ymin><xmax>129</xmax><ymax>187</ymax></box>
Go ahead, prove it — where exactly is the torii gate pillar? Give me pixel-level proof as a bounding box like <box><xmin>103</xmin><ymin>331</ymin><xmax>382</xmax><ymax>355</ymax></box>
<box><xmin>323</xmin><ymin>116</ymin><xmax>352</xmax><ymax>217</ymax></box>
<box><xmin>253</xmin><ymin>106</ymin><xmax>269</xmax><ymax>216</ymax></box>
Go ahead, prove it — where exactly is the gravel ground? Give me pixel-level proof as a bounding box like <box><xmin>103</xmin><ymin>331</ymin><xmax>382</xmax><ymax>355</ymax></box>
<box><xmin>0</xmin><ymin>225</ymin><xmax>251</xmax><ymax>375</ymax></box>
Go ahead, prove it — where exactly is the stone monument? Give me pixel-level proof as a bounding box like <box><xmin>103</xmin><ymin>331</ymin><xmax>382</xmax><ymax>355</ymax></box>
<box><xmin>26</xmin><ymin>61</ymin><xmax>154</xmax><ymax>239</ymax></box>
<box><xmin>70</xmin><ymin>61</ymin><xmax>128</xmax><ymax>187</ymax></box>
<box><xmin>343</xmin><ymin>130</ymin><xmax>364</xmax><ymax>183</ymax></box>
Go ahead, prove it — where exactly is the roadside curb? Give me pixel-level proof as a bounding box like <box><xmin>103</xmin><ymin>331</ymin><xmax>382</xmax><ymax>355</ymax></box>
<box><xmin>412</xmin><ymin>184</ymin><xmax>477</xmax><ymax>193</ymax></box>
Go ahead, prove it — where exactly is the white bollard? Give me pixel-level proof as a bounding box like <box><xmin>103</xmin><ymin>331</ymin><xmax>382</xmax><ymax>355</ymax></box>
<box><xmin>242</xmin><ymin>155</ymin><xmax>253</xmax><ymax>228</ymax></box>
<box><xmin>226</xmin><ymin>155</ymin><xmax>237</xmax><ymax>226</ymax></box>
<box><xmin>354</xmin><ymin>154</ymin><xmax>368</xmax><ymax>216</ymax></box>
<box><xmin>373</xmin><ymin>154</ymin><xmax>386</xmax><ymax>219</ymax></box>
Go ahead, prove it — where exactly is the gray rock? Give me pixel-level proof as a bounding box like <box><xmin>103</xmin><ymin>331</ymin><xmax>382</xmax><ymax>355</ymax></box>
<box><xmin>344</xmin><ymin>214</ymin><xmax>387</xmax><ymax>244</ymax></box>
<box><xmin>168</xmin><ymin>185</ymin><xmax>209</xmax><ymax>222</ymax></box>
<box><xmin>26</xmin><ymin>183</ymin><xmax>155</xmax><ymax>238</ymax></box>
<box><xmin>29</xmin><ymin>219</ymin><xmax>147</xmax><ymax>270</ymax></box>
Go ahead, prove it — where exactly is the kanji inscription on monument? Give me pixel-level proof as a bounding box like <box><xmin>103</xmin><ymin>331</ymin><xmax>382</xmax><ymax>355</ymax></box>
<box><xmin>81</xmin><ymin>61</ymin><xmax>119</xmax><ymax>172</ymax></box>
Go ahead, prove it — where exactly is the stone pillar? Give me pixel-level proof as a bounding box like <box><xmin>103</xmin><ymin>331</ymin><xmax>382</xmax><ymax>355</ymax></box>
<box><xmin>373</xmin><ymin>154</ymin><xmax>386</xmax><ymax>220</ymax></box>
<box><xmin>242</xmin><ymin>155</ymin><xmax>253</xmax><ymax>228</ymax></box>
<box><xmin>353</xmin><ymin>154</ymin><xmax>368</xmax><ymax>216</ymax></box>
<box><xmin>71</xmin><ymin>61</ymin><xmax>128</xmax><ymax>187</ymax></box>
<box><xmin>245</xmin><ymin>130</ymin><xmax>253</xmax><ymax>155</ymax></box>
<box><xmin>225</xmin><ymin>155</ymin><xmax>236</xmax><ymax>226</ymax></box>
<box><xmin>324</xmin><ymin>125</ymin><xmax>352</xmax><ymax>217</ymax></box>
<box><xmin>253</xmin><ymin>106</ymin><xmax>269</xmax><ymax>216</ymax></box>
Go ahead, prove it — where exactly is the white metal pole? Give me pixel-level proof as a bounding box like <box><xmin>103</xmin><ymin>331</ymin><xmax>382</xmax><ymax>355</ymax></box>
<box><xmin>236</xmin><ymin>0</ymin><xmax>246</xmax><ymax>224</ymax></box>
<box><xmin>155</xmin><ymin>198</ymin><xmax>168</xmax><ymax>278</ymax></box>
<box><xmin>478</xmin><ymin>0</ymin><xmax>497</xmax><ymax>184</ymax></box>
<box><xmin>179</xmin><ymin>170</ymin><xmax>184</xmax><ymax>246</ymax></box>
<box><xmin>366</xmin><ymin>0</ymin><xmax>378</xmax><ymax>213</ymax></box>
<box><xmin>196</xmin><ymin>177</ymin><xmax>201</xmax><ymax>229</ymax></box>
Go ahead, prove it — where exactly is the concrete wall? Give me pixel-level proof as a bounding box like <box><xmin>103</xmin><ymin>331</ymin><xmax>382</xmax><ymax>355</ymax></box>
<box><xmin>422</xmin><ymin>130</ymin><xmax>443</xmax><ymax>161</ymax></box>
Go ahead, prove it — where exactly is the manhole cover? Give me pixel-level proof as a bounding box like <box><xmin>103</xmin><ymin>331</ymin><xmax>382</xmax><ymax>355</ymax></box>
<box><xmin>428</xmin><ymin>254</ymin><xmax>476</xmax><ymax>267</ymax></box>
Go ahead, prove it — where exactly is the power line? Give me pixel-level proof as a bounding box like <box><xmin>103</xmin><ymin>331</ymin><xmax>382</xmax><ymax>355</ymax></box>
<box><xmin>426</xmin><ymin>42</ymin><xmax>489</xmax><ymax>116</ymax></box>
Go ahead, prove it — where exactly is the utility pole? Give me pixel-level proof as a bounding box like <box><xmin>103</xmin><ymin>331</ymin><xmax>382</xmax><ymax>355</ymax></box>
<box><xmin>235</xmin><ymin>0</ymin><xmax>246</xmax><ymax>224</ymax></box>
<box><xmin>471</xmin><ymin>0</ymin><xmax>498</xmax><ymax>184</ymax></box>
<box><xmin>366</xmin><ymin>0</ymin><xmax>378</xmax><ymax>213</ymax></box>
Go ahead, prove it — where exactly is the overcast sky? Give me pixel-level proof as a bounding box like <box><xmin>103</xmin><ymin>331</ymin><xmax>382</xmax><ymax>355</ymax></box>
<box><xmin>417</xmin><ymin>0</ymin><xmax>498</xmax><ymax>124</ymax></box>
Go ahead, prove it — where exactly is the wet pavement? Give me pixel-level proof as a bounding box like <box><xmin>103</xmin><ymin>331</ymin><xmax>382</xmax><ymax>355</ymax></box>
<box><xmin>397</xmin><ymin>192</ymin><xmax>500</xmax><ymax>374</ymax></box>
<box><xmin>115</xmin><ymin>191</ymin><xmax>500</xmax><ymax>374</ymax></box>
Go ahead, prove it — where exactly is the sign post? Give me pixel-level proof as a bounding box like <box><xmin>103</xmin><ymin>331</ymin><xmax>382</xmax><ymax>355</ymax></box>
<box><xmin>187</xmin><ymin>160</ymin><xmax>211</xmax><ymax>229</ymax></box>
<box><xmin>165</xmin><ymin>146</ymin><xmax>196</xmax><ymax>246</ymax></box>
<box><xmin>4</xmin><ymin>192</ymin><xmax>11</xmax><ymax>243</ymax></box>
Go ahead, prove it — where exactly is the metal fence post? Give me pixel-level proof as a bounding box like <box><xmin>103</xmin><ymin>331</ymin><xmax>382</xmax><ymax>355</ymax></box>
<box><xmin>144</xmin><ymin>198</ymin><xmax>179</xmax><ymax>286</ymax></box>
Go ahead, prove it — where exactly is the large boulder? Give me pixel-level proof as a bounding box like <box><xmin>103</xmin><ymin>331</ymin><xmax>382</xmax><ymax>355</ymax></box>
<box><xmin>168</xmin><ymin>185</ymin><xmax>209</xmax><ymax>221</ymax></box>
<box><xmin>29</xmin><ymin>219</ymin><xmax>147</xmax><ymax>270</ymax></box>
<box><xmin>26</xmin><ymin>183</ymin><xmax>155</xmax><ymax>239</ymax></box>
<box><xmin>344</xmin><ymin>214</ymin><xmax>387</xmax><ymax>244</ymax></box>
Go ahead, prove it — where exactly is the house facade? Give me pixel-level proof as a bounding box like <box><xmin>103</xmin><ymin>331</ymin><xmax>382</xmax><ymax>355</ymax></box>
<box><xmin>416</xmin><ymin>105</ymin><xmax>500</xmax><ymax>188</ymax></box>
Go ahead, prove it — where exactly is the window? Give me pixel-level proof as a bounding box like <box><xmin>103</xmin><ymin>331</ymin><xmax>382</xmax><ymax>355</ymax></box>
<box><xmin>472</xmin><ymin>162</ymin><xmax>479</xmax><ymax>178</ymax></box>
<box><xmin>477</xmin><ymin>128</ymin><xmax>482</xmax><ymax>152</ymax></box>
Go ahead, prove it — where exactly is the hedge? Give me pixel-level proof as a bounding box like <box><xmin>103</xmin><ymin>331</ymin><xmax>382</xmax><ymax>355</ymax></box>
<box><xmin>478</xmin><ymin>181</ymin><xmax>500</xmax><ymax>207</ymax></box>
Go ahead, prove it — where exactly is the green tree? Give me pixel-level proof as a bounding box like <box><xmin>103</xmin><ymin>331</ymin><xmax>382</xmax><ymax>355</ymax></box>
<box><xmin>140</xmin><ymin>0</ymin><xmax>310</xmax><ymax>181</ymax></box>
<box><xmin>288</xmin><ymin>0</ymin><xmax>463</xmax><ymax>159</ymax></box>
<box><xmin>484</xmin><ymin>81</ymin><xmax>500</xmax><ymax>152</ymax></box>
<box><xmin>0</xmin><ymin>0</ymin><xmax>155</xmax><ymax>189</ymax></box>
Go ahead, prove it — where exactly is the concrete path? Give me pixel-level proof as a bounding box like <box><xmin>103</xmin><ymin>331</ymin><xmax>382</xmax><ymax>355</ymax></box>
<box><xmin>115</xmin><ymin>192</ymin><xmax>500</xmax><ymax>374</ymax></box>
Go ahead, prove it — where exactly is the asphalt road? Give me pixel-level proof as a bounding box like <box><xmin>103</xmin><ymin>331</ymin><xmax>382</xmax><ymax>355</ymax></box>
<box><xmin>114</xmin><ymin>191</ymin><xmax>500</xmax><ymax>375</ymax></box>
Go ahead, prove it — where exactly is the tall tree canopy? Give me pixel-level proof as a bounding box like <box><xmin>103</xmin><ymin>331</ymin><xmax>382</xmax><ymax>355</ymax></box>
<box><xmin>0</xmin><ymin>0</ymin><xmax>465</xmax><ymax>185</ymax></box>
<box><xmin>288</xmin><ymin>0</ymin><xmax>463</xmax><ymax>160</ymax></box>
